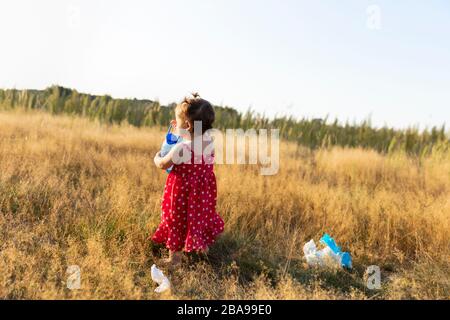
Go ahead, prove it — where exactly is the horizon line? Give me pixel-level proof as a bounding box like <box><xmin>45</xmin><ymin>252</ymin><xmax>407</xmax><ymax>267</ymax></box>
<box><xmin>1</xmin><ymin>83</ymin><xmax>448</xmax><ymax>133</ymax></box>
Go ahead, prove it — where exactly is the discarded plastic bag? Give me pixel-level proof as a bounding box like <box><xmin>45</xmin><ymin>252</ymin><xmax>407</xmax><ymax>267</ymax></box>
<box><xmin>303</xmin><ymin>239</ymin><xmax>322</xmax><ymax>266</ymax></box>
<box><xmin>320</xmin><ymin>233</ymin><xmax>352</xmax><ymax>269</ymax></box>
<box><xmin>303</xmin><ymin>240</ymin><xmax>339</xmax><ymax>267</ymax></box>
<box><xmin>303</xmin><ymin>234</ymin><xmax>352</xmax><ymax>269</ymax></box>
<box><xmin>151</xmin><ymin>264</ymin><xmax>171</xmax><ymax>293</ymax></box>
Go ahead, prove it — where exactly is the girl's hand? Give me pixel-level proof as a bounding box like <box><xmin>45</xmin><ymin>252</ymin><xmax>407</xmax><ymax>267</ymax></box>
<box><xmin>154</xmin><ymin>148</ymin><xmax>176</xmax><ymax>170</ymax></box>
<box><xmin>154</xmin><ymin>143</ymin><xmax>186</xmax><ymax>170</ymax></box>
<box><xmin>154</xmin><ymin>151</ymin><xmax>163</xmax><ymax>168</ymax></box>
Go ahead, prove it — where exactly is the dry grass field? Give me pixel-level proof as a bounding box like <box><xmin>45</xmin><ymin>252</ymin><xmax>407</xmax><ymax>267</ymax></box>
<box><xmin>0</xmin><ymin>109</ymin><xmax>449</xmax><ymax>299</ymax></box>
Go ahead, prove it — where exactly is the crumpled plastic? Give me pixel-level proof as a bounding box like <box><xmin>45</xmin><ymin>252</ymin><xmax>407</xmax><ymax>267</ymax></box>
<box><xmin>303</xmin><ymin>234</ymin><xmax>352</xmax><ymax>269</ymax></box>
<box><xmin>151</xmin><ymin>264</ymin><xmax>171</xmax><ymax>293</ymax></box>
<box><xmin>160</xmin><ymin>124</ymin><xmax>183</xmax><ymax>174</ymax></box>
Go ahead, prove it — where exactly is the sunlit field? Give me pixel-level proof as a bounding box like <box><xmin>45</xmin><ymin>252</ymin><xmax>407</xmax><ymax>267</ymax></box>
<box><xmin>0</xmin><ymin>109</ymin><xmax>449</xmax><ymax>299</ymax></box>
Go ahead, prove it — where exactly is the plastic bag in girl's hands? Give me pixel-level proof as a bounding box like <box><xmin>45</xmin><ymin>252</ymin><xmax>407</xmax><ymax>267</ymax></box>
<box><xmin>160</xmin><ymin>124</ymin><xmax>183</xmax><ymax>173</ymax></box>
<box><xmin>151</xmin><ymin>264</ymin><xmax>171</xmax><ymax>293</ymax></box>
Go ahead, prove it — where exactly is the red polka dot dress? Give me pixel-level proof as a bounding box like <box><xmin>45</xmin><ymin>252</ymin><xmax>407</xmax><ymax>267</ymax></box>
<box><xmin>151</xmin><ymin>141</ymin><xmax>224</xmax><ymax>252</ymax></box>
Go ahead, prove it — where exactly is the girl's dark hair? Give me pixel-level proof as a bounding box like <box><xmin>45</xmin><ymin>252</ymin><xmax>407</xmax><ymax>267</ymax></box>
<box><xmin>177</xmin><ymin>92</ymin><xmax>215</xmax><ymax>134</ymax></box>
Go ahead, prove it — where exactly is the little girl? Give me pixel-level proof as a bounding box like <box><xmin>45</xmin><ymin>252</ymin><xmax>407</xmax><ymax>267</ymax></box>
<box><xmin>151</xmin><ymin>93</ymin><xmax>225</xmax><ymax>268</ymax></box>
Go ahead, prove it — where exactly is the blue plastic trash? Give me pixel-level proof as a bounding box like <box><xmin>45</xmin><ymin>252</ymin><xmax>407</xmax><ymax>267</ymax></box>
<box><xmin>319</xmin><ymin>233</ymin><xmax>352</xmax><ymax>269</ymax></box>
<box><xmin>320</xmin><ymin>233</ymin><xmax>341</xmax><ymax>254</ymax></box>
<box><xmin>340</xmin><ymin>252</ymin><xmax>352</xmax><ymax>269</ymax></box>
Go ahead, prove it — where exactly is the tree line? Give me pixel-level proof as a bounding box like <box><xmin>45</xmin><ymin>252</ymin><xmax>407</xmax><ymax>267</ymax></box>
<box><xmin>0</xmin><ymin>85</ymin><xmax>448</xmax><ymax>156</ymax></box>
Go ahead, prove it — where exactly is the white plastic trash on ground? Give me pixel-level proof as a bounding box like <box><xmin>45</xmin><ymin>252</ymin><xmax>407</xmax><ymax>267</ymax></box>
<box><xmin>303</xmin><ymin>234</ymin><xmax>352</xmax><ymax>269</ymax></box>
<box><xmin>151</xmin><ymin>264</ymin><xmax>171</xmax><ymax>293</ymax></box>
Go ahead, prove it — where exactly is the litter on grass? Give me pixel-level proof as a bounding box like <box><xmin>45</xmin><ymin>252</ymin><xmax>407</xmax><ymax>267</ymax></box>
<box><xmin>151</xmin><ymin>264</ymin><xmax>171</xmax><ymax>293</ymax></box>
<box><xmin>303</xmin><ymin>233</ymin><xmax>352</xmax><ymax>269</ymax></box>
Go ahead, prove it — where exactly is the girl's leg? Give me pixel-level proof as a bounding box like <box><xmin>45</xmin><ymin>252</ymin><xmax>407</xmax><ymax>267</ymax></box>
<box><xmin>169</xmin><ymin>250</ymin><xmax>182</xmax><ymax>263</ymax></box>
<box><xmin>162</xmin><ymin>250</ymin><xmax>183</xmax><ymax>267</ymax></box>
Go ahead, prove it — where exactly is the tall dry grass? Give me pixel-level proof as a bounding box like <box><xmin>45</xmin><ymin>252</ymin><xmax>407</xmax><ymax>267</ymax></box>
<box><xmin>0</xmin><ymin>109</ymin><xmax>449</xmax><ymax>299</ymax></box>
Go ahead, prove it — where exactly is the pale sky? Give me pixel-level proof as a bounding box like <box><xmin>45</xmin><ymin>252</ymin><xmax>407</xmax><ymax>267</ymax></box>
<box><xmin>0</xmin><ymin>0</ymin><xmax>449</xmax><ymax>129</ymax></box>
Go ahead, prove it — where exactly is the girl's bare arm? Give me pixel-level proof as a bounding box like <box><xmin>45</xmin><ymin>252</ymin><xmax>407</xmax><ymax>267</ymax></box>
<box><xmin>154</xmin><ymin>143</ymin><xmax>183</xmax><ymax>170</ymax></box>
